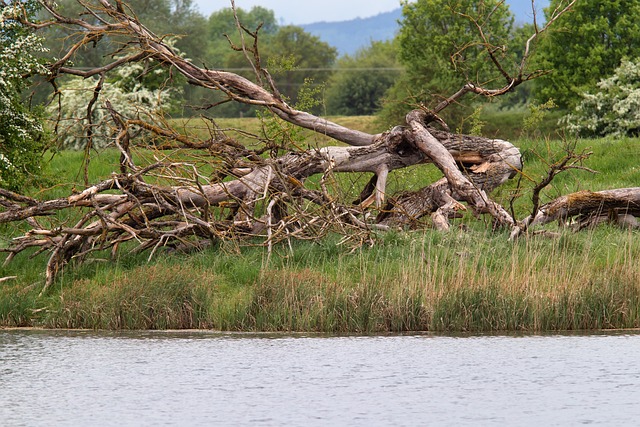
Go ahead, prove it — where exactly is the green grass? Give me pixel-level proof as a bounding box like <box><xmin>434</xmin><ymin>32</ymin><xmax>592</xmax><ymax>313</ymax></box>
<box><xmin>1</xmin><ymin>226</ymin><xmax>638</xmax><ymax>332</ymax></box>
<box><xmin>1</xmin><ymin>115</ymin><xmax>639</xmax><ymax>332</ymax></box>
<box><xmin>480</xmin><ymin>108</ymin><xmax>566</xmax><ymax>141</ymax></box>
<box><xmin>168</xmin><ymin>115</ymin><xmax>385</xmax><ymax>148</ymax></box>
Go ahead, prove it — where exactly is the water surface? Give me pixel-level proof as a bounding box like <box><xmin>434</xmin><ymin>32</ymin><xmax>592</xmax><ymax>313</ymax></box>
<box><xmin>1</xmin><ymin>330</ymin><xmax>639</xmax><ymax>426</ymax></box>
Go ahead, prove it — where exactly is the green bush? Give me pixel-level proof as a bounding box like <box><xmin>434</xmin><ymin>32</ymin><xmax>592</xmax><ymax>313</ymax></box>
<box><xmin>0</xmin><ymin>2</ymin><xmax>48</xmax><ymax>190</ymax></box>
<box><xmin>49</xmin><ymin>58</ymin><xmax>184</xmax><ymax>150</ymax></box>
<box><xmin>565</xmin><ymin>59</ymin><xmax>640</xmax><ymax>138</ymax></box>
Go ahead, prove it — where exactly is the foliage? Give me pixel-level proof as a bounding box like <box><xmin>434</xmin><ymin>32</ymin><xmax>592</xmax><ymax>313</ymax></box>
<box><xmin>206</xmin><ymin>5</ymin><xmax>278</xmax><ymax>67</ymax></box>
<box><xmin>522</xmin><ymin>99</ymin><xmax>557</xmax><ymax>138</ymax></box>
<box><xmin>185</xmin><ymin>6</ymin><xmax>279</xmax><ymax>118</ymax></box>
<box><xmin>465</xmin><ymin>106</ymin><xmax>485</xmax><ymax>136</ymax></box>
<box><xmin>257</xmin><ymin>78</ymin><xmax>327</xmax><ymax>152</ymax></box>
<box><xmin>564</xmin><ymin>59</ymin><xmax>640</xmax><ymax>138</ymax></box>
<box><xmin>379</xmin><ymin>0</ymin><xmax>515</xmax><ymax>127</ymax></box>
<box><xmin>494</xmin><ymin>23</ymin><xmax>538</xmax><ymax>110</ymax></box>
<box><xmin>325</xmin><ymin>40</ymin><xmax>402</xmax><ymax>116</ymax></box>
<box><xmin>534</xmin><ymin>0</ymin><xmax>640</xmax><ymax>109</ymax></box>
<box><xmin>163</xmin><ymin>0</ymin><xmax>209</xmax><ymax>63</ymax></box>
<box><xmin>50</xmin><ymin>58</ymin><xmax>183</xmax><ymax>150</ymax></box>
<box><xmin>261</xmin><ymin>26</ymin><xmax>337</xmax><ymax>110</ymax></box>
<box><xmin>201</xmin><ymin>9</ymin><xmax>337</xmax><ymax>117</ymax></box>
<box><xmin>40</xmin><ymin>0</ymin><xmax>206</xmax><ymax>67</ymax></box>
<box><xmin>0</xmin><ymin>1</ymin><xmax>48</xmax><ymax>190</ymax></box>
<box><xmin>34</xmin><ymin>0</ymin><xmax>206</xmax><ymax>109</ymax></box>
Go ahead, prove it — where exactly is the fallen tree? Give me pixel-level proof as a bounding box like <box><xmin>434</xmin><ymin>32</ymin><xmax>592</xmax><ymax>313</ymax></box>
<box><xmin>1</xmin><ymin>0</ymin><xmax>637</xmax><ymax>290</ymax></box>
<box><xmin>519</xmin><ymin>188</ymin><xmax>640</xmax><ymax>231</ymax></box>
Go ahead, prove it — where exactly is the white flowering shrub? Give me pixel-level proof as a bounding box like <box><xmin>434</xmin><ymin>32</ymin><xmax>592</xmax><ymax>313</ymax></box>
<box><xmin>50</xmin><ymin>53</ymin><xmax>184</xmax><ymax>150</ymax></box>
<box><xmin>0</xmin><ymin>1</ymin><xmax>49</xmax><ymax>190</ymax></box>
<box><xmin>565</xmin><ymin>59</ymin><xmax>640</xmax><ymax>138</ymax></box>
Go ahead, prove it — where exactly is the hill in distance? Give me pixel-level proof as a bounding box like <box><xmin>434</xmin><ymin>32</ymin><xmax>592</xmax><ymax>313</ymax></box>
<box><xmin>302</xmin><ymin>9</ymin><xmax>402</xmax><ymax>57</ymax></box>
<box><xmin>302</xmin><ymin>0</ymin><xmax>550</xmax><ymax>56</ymax></box>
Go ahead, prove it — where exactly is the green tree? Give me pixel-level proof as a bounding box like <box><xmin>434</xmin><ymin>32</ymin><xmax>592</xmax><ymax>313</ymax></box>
<box><xmin>203</xmin><ymin>15</ymin><xmax>337</xmax><ymax>117</ymax></box>
<box><xmin>262</xmin><ymin>26</ymin><xmax>337</xmax><ymax>108</ymax></box>
<box><xmin>534</xmin><ymin>0</ymin><xmax>640</xmax><ymax>109</ymax></box>
<box><xmin>380</xmin><ymin>0</ymin><xmax>514</xmax><ymax>126</ymax></box>
<box><xmin>198</xmin><ymin>6</ymin><xmax>279</xmax><ymax>117</ymax></box>
<box><xmin>326</xmin><ymin>40</ymin><xmax>402</xmax><ymax>116</ymax></box>
<box><xmin>0</xmin><ymin>0</ymin><xmax>48</xmax><ymax>191</ymax></box>
<box><xmin>164</xmin><ymin>0</ymin><xmax>209</xmax><ymax>60</ymax></box>
<box><xmin>495</xmin><ymin>23</ymin><xmax>537</xmax><ymax>110</ymax></box>
<box><xmin>205</xmin><ymin>6</ymin><xmax>278</xmax><ymax>68</ymax></box>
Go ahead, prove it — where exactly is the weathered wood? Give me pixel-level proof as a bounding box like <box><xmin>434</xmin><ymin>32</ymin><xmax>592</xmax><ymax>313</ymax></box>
<box><xmin>529</xmin><ymin>188</ymin><xmax>640</xmax><ymax>227</ymax></box>
<box><xmin>405</xmin><ymin>110</ymin><xmax>516</xmax><ymax>228</ymax></box>
<box><xmin>376</xmin><ymin>117</ymin><xmax>522</xmax><ymax>227</ymax></box>
<box><xmin>509</xmin><ymin>188</ymin><xmax>640</xmax><ymax>238</ymax></box>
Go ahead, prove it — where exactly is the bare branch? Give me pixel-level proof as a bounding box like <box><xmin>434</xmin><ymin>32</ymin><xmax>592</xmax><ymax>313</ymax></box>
<box><xmin>437</xmin><ymin>0</ymin><xmax>577</xmax><ymax>116</ymax></box>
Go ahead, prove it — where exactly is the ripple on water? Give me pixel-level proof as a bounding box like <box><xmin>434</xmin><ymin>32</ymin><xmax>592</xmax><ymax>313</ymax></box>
<box><xmin>1</xmin><ymin>330</ymin><xmax>640</xmax><ymax>426</ymax></box>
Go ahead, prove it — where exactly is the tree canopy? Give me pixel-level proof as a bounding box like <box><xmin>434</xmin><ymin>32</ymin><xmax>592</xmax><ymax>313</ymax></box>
<box><xmin>206</xmin><ymin>6</ymin><xmax>278</xmax><ymax>68</ymax></box>
<box><xmin>194</xmin><ymin>7</ymin><xmax>337</xmax><ymax>117</ymax></box>
<box><xmin>399</xmin><ymin>0</ymin><xmax>514</xmax><ymax>89</ymax></box>
<box><xmin>260</xmin><ymin>25</ymin><xmax>337</xmax><ymax>108</ymax></box>
<box><xmin>326</xmin><ymin>40</ymin><xmax>401</xmax><ymax>116</ymax></box>
<box><xmin>39</xmin><ymin>0</ymin><xmax>207</xmax><ymax>68</ymax></box>
<box><xmin>534</xmin><ymin>0</ymin><xmax>640</xmax><ymax>109</ymax></box>
<box><xmin>379</xmin><ymin>0</ymin><xmax>516</xmax><ymax>126</ymax></box>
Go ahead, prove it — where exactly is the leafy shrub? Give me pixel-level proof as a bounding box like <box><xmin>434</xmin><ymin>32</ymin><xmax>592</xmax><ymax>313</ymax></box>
<box><xmin>0</xmin><ymin>2</ymin><xmax>48</xmax><ymax>190</ymax></box>
<box><xmin>49</xmin><ymin>54</ymin><xmax>183</xmax><ymax>150</ymax></box>
<box><xmin>565</xmin><ymin>59</ymin><xmax>640</xmax><ymax>138</ymax></box>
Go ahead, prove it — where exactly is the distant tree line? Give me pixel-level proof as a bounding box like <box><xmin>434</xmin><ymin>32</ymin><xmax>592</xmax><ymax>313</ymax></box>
<box><xmin>2</xmin><ymin>0</ymin><xmax>639</xmax><ymax>189</ymax></box>
<box><xmin>25</xmin><ymin>0</ymin><xmax>640</xmax><ymax>124</ymax></box>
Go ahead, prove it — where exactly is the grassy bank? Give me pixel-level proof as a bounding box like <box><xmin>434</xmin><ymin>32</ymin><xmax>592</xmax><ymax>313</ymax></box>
<box><xmin>1</xmin><ymin>115</ymin><xmax>639</xmax><ymax>332</ymax></box>
<box><xmin>1</xmin><ymin>227</ymin><xmax>638</xmax><ymax>332</ymax></box>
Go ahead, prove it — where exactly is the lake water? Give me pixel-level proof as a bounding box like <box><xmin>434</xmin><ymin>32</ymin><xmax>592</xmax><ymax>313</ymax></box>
<box><xmin>1</xmin><ymin>330</ymin><xmax>639</xmax><ymax>426</ymax></box>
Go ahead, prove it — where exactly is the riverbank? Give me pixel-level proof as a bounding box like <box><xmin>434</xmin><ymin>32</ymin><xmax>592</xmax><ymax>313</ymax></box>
<box><xmin>1</xmin><ymin>117</ymin><xmax>639</xmax><ymax>333</ymax></box>
<box><xmin>1</xmin><ymin>226</ymin><xmax>638</xmax><ymax>332</ymax></box>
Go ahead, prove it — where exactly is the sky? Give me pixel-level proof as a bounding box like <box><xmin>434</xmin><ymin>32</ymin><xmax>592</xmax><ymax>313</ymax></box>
<box><xmin>192</xmin><ymin>0</ymin><xmax>402</xmax><ymax>25</ymax></box>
